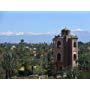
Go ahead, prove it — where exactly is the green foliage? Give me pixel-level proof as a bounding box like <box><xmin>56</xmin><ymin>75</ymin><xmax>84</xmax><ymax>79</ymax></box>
<box><xmin>1</xmin><ymin>48</ymin><xmax>17</xmax><ymax>78</ymax></box>
<box><xmin>78</xmin><ymin>42</ymin><xmax>90</xmax><ymax>71</ymax></box>
<box><xmin>34</xmin><ymin>65</ymin><xmax>43</xmax><ymax>75</ymax></box>
<box><xmin>0</xmin><ymin>40</ymin><xmax>90</xmax><ymax>79</ymax></box>
<box><xmin>79</xmin><ymin>71</ymin><xmax>90</xmax><ymax>79</ymax></box>
<box><xmin>65</xmin><ymin>67</ymin><xmax>80</xmax><ymax>79</ymax></box>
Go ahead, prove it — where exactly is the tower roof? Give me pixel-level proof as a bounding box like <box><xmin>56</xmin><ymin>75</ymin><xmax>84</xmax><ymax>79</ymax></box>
<box><xmin>62</xmin><ymin>27</ymin><xmax>70</xmax><ymax>32</ymax></box>
<box><xmin>61</xmin><ymin>27</ymin><xmax>70</xmax><ymax>36</ymax></box>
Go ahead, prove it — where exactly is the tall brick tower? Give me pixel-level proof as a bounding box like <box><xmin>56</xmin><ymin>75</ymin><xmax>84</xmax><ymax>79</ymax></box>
<box><xmin>53</xmin><ymin>27</ymin><xmax>78</xmax><ymax>73</ymax></box>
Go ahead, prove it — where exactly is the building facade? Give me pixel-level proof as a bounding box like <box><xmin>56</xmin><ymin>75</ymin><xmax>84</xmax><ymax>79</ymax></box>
<box><xmin>53</xmin><ymin>28</ymin><xmax>78</xmax><ymax>73</ymax></box>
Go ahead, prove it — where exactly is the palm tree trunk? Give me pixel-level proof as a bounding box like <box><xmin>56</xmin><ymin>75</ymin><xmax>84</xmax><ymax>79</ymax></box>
<box><xmin>5</xmin><ymin>70</ymin><xmax>11</xmax><ymax>79</ymax></box>
<box><xmin>5</xmin><ymin>70</ymin><xmax>8</xmax><ymax>79</ymax></box>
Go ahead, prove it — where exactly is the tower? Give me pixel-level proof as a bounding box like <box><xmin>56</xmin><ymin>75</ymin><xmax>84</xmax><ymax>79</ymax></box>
<box><xmin>53</xmin><ymin>28</ymin><xmax>78</xmax><ymax>73</ymax></box>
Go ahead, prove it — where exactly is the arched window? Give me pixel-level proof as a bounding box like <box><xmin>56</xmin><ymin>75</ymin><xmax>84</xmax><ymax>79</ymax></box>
<box><xmin>57</xmin><ymin>41</ymin><xmax>61</xmax><ymax>48</ymax></box>
<box><xmin>73</xmin><ymin>54</ymin><xmax>77</xmax><ymax>60</ymax></box>
<box><xmin>57</xmin><ymin>53</ymin><xmax>61</xmax><ymax>61</ymax></box>
<box><xmin>74</xmin><ymin>42</ymin><xmax>77</xmax><ymax>47</ymax></box>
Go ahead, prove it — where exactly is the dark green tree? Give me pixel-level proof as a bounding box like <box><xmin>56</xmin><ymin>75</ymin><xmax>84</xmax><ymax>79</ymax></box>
<box><xmin>1</xmin><ymin>49</ymin><xmax>17</xmax><ymax>79</ymax></box>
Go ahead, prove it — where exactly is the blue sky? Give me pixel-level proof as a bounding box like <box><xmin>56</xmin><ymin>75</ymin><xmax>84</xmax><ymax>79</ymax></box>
<box><xmin>0</xmin><ymin>11</ymin><xmax>90</xmax><ymax>42</ymax></box>
<box><xmin>0</xmin><ymin>11</ymin><xmax>90</xmax><ymax>33</ymax></box>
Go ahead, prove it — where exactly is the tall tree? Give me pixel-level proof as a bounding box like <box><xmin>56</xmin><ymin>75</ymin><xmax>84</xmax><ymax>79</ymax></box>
<box><xmin>1</xmin><ymin>48</ymin><xmax>16</xmax><ymax>79</ymax></box>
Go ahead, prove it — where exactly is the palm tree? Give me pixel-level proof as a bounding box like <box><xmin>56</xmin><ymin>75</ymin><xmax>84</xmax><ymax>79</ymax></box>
<box><xmin>1</xmin><ymin>48</ymin><xmax>16</xmax><ymax>79</ymax></box>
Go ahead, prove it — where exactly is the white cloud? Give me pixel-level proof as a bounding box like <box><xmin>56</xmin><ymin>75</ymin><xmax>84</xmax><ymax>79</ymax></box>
<box><xmin>71</xmin><ymin>28</ymin><xmax>90</xmax><ymax>34</ymax></box>
<box><xmin>2</xmin><ymin>28</ymin><xmax>89</xmax><ymax>36</ymax></box>
<box><xmin>0</xmin><ymin>31</ymin><xmax>24</xmax><ymax>36</ymax></box>
<box><xmin>27</xmin><ymin>32</ymin><xmax>54</xmax><ymax>36</ymax></box>
<box><xmin>0</xmin><ymin>31</ymin><xmax>55</xmax><ymax>36</ymax></box>
<box><xmin>72</xmin><ymin>28</ymin><xmax>84</xmax><ymax>32</ymax></box>
<box><xmin>0</xmin><ymin>31</ymin><xmax>14</xmax><ymax>36</ymax></box>
<box><xmin>16</xmin><ymin>32</ymin><xmax>24</xmax><ymax>35</ymax></box>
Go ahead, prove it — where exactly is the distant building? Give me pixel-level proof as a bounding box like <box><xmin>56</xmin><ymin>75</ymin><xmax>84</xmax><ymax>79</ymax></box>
<box><xmin>53</xmin><ymin>28</ymin><xmax>78</xmax><ymax>73</ymax></box>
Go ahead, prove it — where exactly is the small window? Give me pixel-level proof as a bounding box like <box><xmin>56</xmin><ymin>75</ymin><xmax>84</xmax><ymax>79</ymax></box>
<box><xmin>74</xmin><ymin>54</ymin><xmax>77</xmax><ymax>60</ymax></box>
<box><xmin>74</xmin><ymin>42</ymin><xmax>77</xmax><ymax>47</ymax></box>
<box><xmin>57</xmin><ymin>41</ymin><xmax>61</xmax><ymax>48</ymax></box>
<box><xmin>60</xmin><ymin>67</ymin><xmax>62</xmax><ymax>70</ymax></box>
<box><xmin>57</xmin><ymin>53</ymin><xmax>61</xmax><ymax>61</ymax></box>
